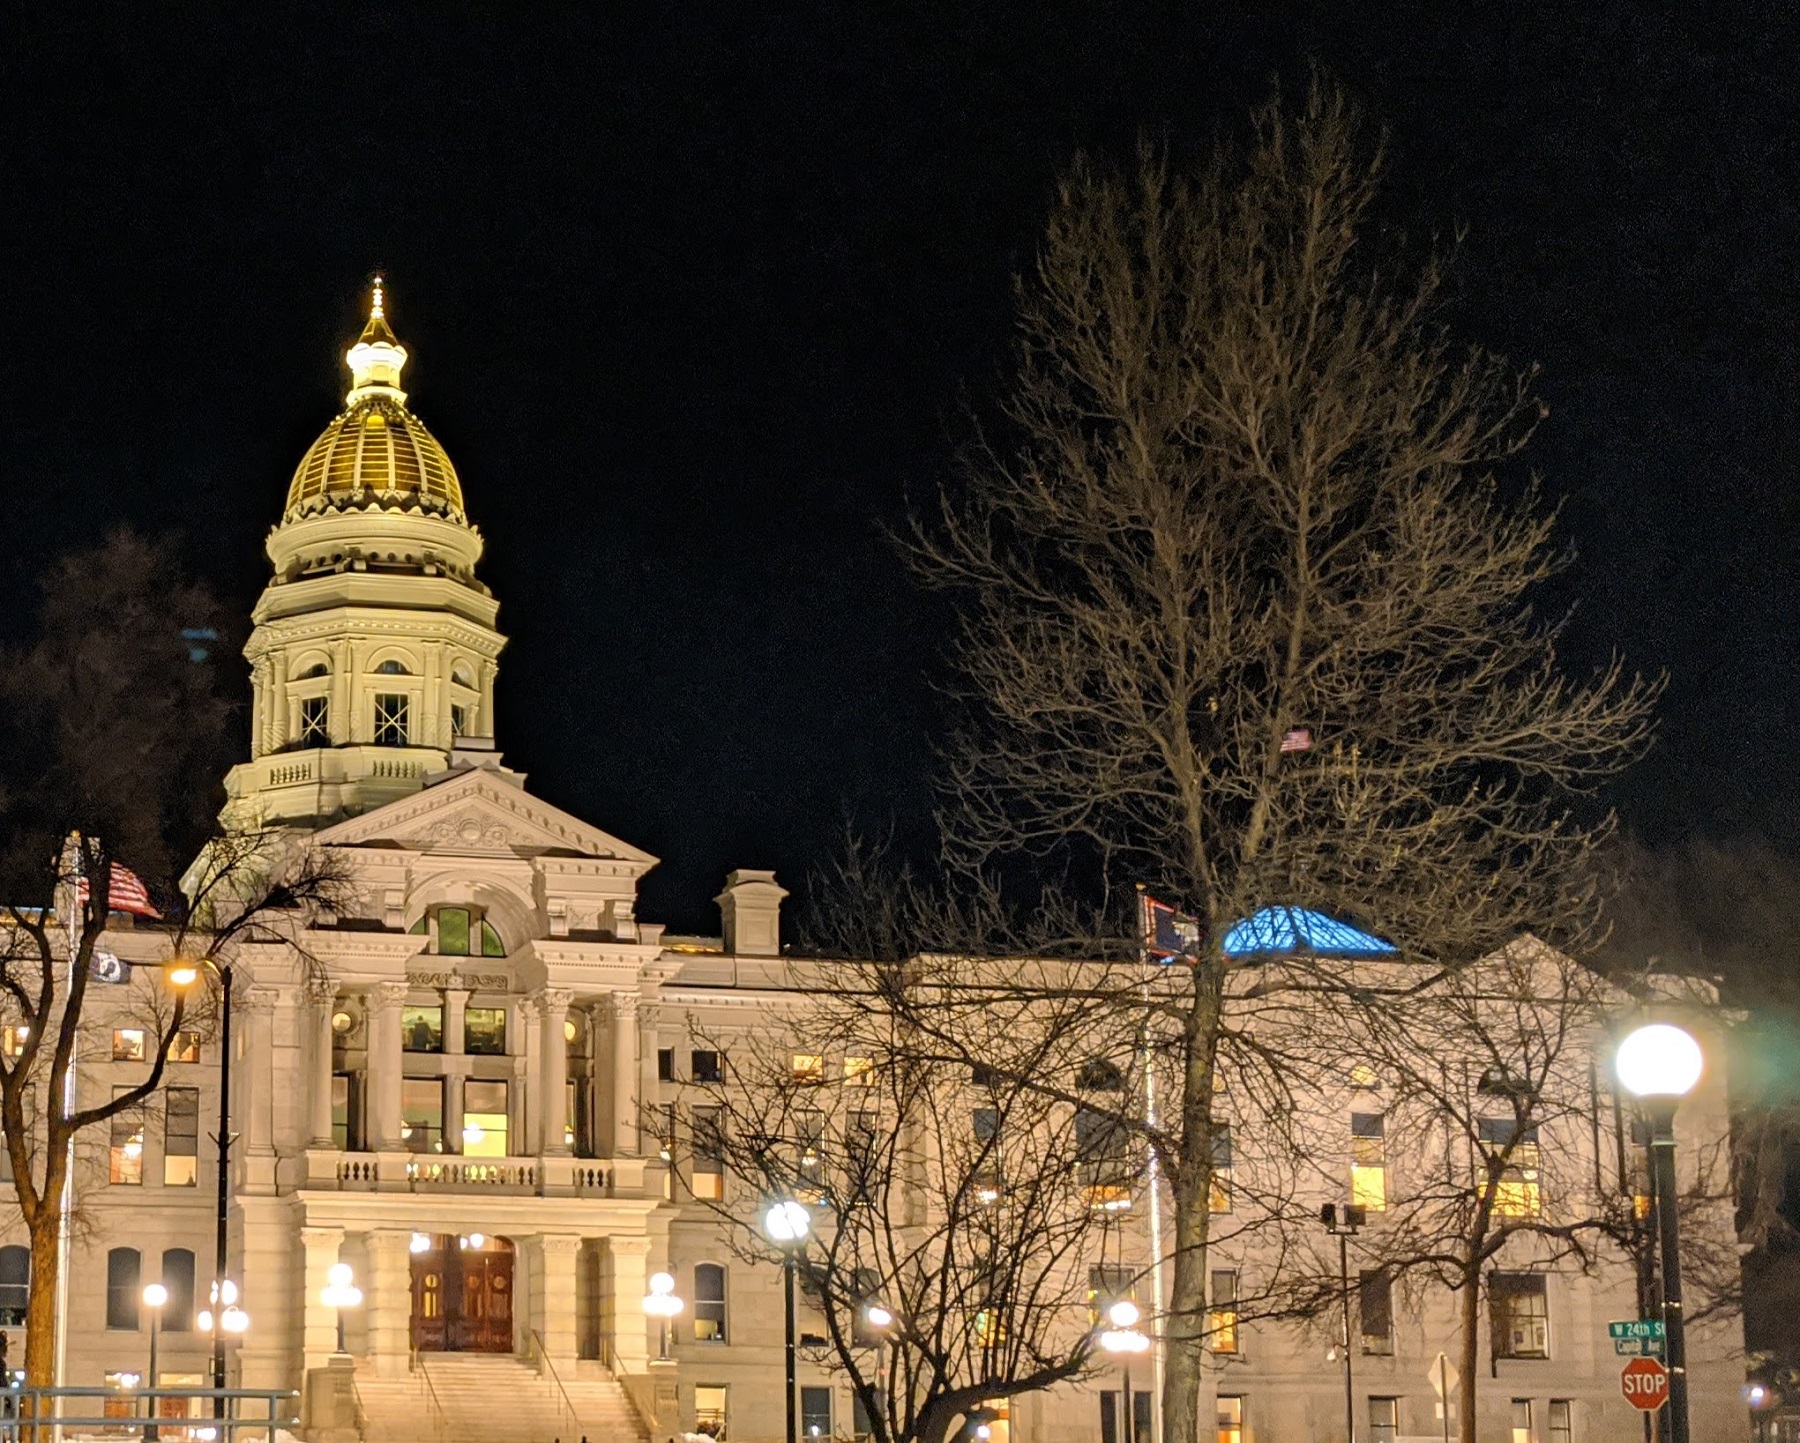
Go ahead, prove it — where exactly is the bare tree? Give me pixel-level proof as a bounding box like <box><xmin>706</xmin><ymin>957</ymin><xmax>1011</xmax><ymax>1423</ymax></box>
<box><xmin>896</xmin><ymin>79</ymin><xmax>1658</xmax><ymax>1443</ymax></box>
<box><xmin>668</xmin><ymin>978</ymin><xmax>1121</xmax><ymax>1443</ymax></box>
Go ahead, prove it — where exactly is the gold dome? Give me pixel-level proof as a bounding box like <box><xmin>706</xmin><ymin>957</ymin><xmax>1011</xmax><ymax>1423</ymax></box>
<box><xmin>283</xmin><ymin>280</ymin><xmax>467</xmax><ymax>523</ymax></box>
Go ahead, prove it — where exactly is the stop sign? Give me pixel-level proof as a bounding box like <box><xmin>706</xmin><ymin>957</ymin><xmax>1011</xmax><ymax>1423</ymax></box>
<box><xmin>1620</xmin><ymin>1357</ymin><xmax>1670</xmax><ymax>1411</ymax></box>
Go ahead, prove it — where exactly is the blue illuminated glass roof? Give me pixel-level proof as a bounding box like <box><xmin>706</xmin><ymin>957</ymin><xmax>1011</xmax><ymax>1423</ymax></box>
<box><xmin>1220</xmin><ymin>906</ymin><xmax>1397</xmax><ymax>959</ymax></box>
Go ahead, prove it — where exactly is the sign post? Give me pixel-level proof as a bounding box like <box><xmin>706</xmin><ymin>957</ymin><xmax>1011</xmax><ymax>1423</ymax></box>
<box><xmin>1428</xmin><ymin>1351</ymin><xmax>1458</xmax><ymax>1443</ymax></box>
<box><xmin>1621</xmin><ymin>1357</ymin><xmax>1671</xmax><ymax>1412</ymax></box>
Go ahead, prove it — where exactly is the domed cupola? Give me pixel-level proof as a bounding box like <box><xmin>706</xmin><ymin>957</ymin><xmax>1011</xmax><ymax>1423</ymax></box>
<box><xmin>222</xmin><ymin>279</ymin><xmax>509</xmax><ymax>832</ymax></box>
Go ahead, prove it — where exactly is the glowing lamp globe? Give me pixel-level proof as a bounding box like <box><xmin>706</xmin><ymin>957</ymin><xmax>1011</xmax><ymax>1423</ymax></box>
<box><xmin>1616</xmin><ymin>1024</ymin><xmax>1703</xmax><ymax>1100</ymax></box>
<box><xmin>865</xmin><ymin>1304</ymin><xmax>895</xmax><ymax>1329</ymax></box>
<box><xmin>142</xmin><ymin>1283</ymin><xmax>168</xmax><ymax>1309</ymax></box>
<box><xmin>764</xmin><ymin>1199</ymin><xmax>811</xmax><ymax>1244</ymax></box>
<box><xmin>1106</xmin><ymin>1299</ymin><xmax>1140</xmax><ymax>1329</ymax></box>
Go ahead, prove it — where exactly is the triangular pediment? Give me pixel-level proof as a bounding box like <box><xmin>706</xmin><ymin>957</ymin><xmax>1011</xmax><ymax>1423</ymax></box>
<box><xmin>313</xmin><ymin>768</ymin><xmax>658</xmax><ymax>870</ymax></box>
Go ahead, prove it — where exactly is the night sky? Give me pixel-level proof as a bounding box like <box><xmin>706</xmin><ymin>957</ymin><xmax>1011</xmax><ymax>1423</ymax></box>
<box><xmin>3</xmin><ymin>6</ymin><xmax>1797</xmax><ymax>931</ymax></box>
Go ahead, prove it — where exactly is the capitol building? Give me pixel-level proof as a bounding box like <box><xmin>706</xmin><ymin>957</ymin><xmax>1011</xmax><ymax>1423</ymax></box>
<box><xmin>17</xmin><ymin>292</ymin><xmax>1752</xmax><ymax>1443</ymax></box>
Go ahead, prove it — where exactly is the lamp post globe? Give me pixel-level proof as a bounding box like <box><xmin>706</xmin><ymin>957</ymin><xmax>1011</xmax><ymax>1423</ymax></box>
<box><xmin>764</xmin><ymin>1199</ymin><xmax>811</xmax><ymax>1244</ymax></box>
<box><xmin>1616</xmin><ymin>1023</ymin><xmax>1703</xmax><ymax>1099</ymax></box>
<box><xmin>642</xmin><ymin>1271</ymin><xmax>684</xmax><ymax>1361</ymax></box>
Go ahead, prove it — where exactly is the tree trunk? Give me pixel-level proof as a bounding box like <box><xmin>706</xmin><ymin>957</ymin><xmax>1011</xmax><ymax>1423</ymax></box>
<box><xmin>24</xmin><ymin>1205</ymin><xmax>61</xmax><ymax>1389</ymax></box>
<box><xmin>1457</xmin><ymin>1263</ymin><xmax>1480</xmax><ymax>1443</ymax></box>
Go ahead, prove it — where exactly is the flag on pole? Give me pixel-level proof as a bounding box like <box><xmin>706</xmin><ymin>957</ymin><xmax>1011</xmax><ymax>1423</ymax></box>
<box><xmin>76</xmin><ymin>862</ymin><xmax>162</xmax><ymax>919</ymax></box>
<box><xmin>1140</xmin><ymin>892</ymin><xmax>1204</xmax><ymax>961</ymax></box>
<box><xmin>1280</xmin><ymin>728</ymin><xmax>1313</xmax><ymax>754</ymax></box>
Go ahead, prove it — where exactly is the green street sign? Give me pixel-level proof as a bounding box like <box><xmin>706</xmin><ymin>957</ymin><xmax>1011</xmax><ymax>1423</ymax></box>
<box><xmin>1609</xmin><ymin>1319</ymin><xmax>1666</xmax><ymax>1341</ymax></box>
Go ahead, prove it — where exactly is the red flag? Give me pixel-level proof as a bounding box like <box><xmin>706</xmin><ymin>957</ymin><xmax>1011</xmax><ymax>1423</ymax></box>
<box><xmin>1280</xmin><ymin>728</ymin><xmax>1313</xmax><ymax>754</ymax></box>
<box><xmin>76</xmin><ymin>862</ymin><xmax>162</xmax><ymax>919</ymax></box>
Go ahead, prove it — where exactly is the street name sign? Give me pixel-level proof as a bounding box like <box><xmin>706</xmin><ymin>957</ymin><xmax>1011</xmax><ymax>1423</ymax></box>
<box><xmin>1609</xmin><ymin>1319</ymin><xmax>1667</xmax><ymax>1357</ymax></box>
<box><xmin>1620</xmin><ymin>1357</ymin><xmax>1670</xmax><ymax>1412</ymax></box>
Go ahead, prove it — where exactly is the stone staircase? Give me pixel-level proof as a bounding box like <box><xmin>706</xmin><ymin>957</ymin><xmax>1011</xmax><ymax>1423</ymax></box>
<box><xmin>354</xmin><ymin>1354</ymin><xmax>648</xmax><ymax>1443</ymax></box>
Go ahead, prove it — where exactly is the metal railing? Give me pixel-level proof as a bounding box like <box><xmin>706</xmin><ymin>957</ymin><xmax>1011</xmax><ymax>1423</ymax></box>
<box><xmin>523</xmin><ymin>1331</ymin><xmax>580</xmax><ymax>1442</ymax></box>
<box><xmin>599</xmin><ymin>1335</ymin><xmax>656</xmax><ymax>1443</ymax></box>
<box><xmin>407</xmin><ymin>1345</ymin><xmax>449</xmax><ymax>1442</ymax></box>
<box><xmin>0</xmin><ymin>1385</ymin><xmax>296</xmax><ymax>1442</ymax></box>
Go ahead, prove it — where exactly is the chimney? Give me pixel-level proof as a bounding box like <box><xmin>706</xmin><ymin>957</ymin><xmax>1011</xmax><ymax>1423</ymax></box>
<box><xmin>716</xmin><ymin>869</ymin><xmax>787</xmax><ymax>957</ymax></box>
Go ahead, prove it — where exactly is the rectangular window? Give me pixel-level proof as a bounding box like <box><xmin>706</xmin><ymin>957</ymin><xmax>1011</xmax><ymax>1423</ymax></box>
<box><xmin>373</xmin><ymin>692</ymin><xmax>410</xmax><ymax>746</ymax></box>
<box><xmin>163</xmin><ymin>1086</ymin><xmax>199</xmax><ymax>1186</ymax></box>
<box><xmin>1369</xmin><ymin>1397</ymin><xmax>1398</xmax><ymax>1443</ymax></box>
<box><xmin>843</xmin><ymin>1055</ymin><xmax>875</xmax><ymax>1087</ymax></box>
<box><xmin>1351</xmin><ymin>1112</ymin><xmax>1387</xmax><ymax>1211</ymax></box>
<box><xmin>796</xmin><ymin>1108</ymin><xmax>826</xmax><ymax>1200</ymax></box>
<box><xmin>694</xmin><ymin>1265</ymin><xmax>727</xmax><ymax>1343</ymax></box>
<box><xmin>1208</xmin><ymin>1269</ymin><xmax>1239</xmax><ymax>1354</ymax></box>
<box><xmin>462</xmin><ymin>1079</ymin><xmax>509</xmax><ymax>1157</ymax></box>
<box><xmin>801</xmin><ymin>1387</ymin><xmax>832</xmax><ymax>1440</ymax></box>
<box><xmin>1215</xmin><ymin>1396</ymin><xmax>1243</xmax><ymax>1443</ymax></box>
<box><xmin>1479</xmin><ymin>1117</ymin><xmax>1542</xmax><ymax>1217</ymax></box>
<box><xmin>1099</xmin><ymin>1392</ymin><xmax>1151</xmax><ymax>1443</ymax></box>
<box><xmin>111</xmin><ymin>1028</ymin><xmax>145</xmax><ymax>1062</ymax></box>
<box><xmin>1</xmin><ymin>1025</ymin><xmax>27</xmax><ymax>1059</ymax></box>
<box><xmin>435</xmin><ymin>907</ymin><xmax>471</xmax><ymax>956</ymax></box>
<box><xmin>1492</xmin><ymin>1272</ymin><xmax>1550</xmax><ymax>1359</ymax></box>
<box><xmin>165</xmin><ymin>1031</ymin><xmax>200</xmax><ymax>1064</ymax></box>
<box><xmin>299</xmin><ymin>696</ymin><xmax>329</xmax><ymax>744</ymax></box>
<box><xmin>103</xmin><ymin>1374</ymin><xmax>138</xmax><ymax>1416</ymax></box>
<box><xmin>451</xmin><ymin>703</ymin><xmax>468</xmax><ymax>738</ymax></box>
<box><xmin>402</xmin><ymin>1005</ymin><xmax>444</xmax><ymax>1053</ymax></box>
<box><xmin>791</xmin><ymin>1053</ymin><xmax>824</xmax><ymax>1083</ymax></box>
<box><xmin>1087</xmin><ymin>1264</ymin><xmax>1133</xmax><ymax>1326</ymax></box>
<box><xmin>402</xmin><ymin>1078</ymin><xmax>444</xmax><ymax>1154</ymax></box>
<box><xmin>106</xmin><ymin>1249</ymin><xmax>141</xmax><ymax>1330</ymax></box>
<box><xmin>464</xmin><ymin>1007</ymin><xmax>506</xmax><ymax>1055</ymax></box>
<box><xmin>1360</xmin><ymin>1269</ymin><xmax>1394</xmax><ymax>1355</ymax></box>
<box><xmin>692</xmin><ymin>1049</ymin><xmax>723</xmax><ymax>1083</ymax></box>
<box><xmin>694</xmin><ymin>1383</ymin><xmax>728</xmax><ymax>1438</ymax></box>
<box><xmin>332</xmin><ymin>1072</ymin><xmax>362</xmax><ymax>1151</ymax></box>
<box><xmin>1548</xmin><ymin>1399</ymin><xmax>1571</xmax><ymax>1443</ymax></box>
<box><xmin>1210</xmin><ymin>1124</ymin><xmax>1233</xmax><ymax>1213</ymax></box>
<box><xmin>852</xmin><ymin>1386</ymin><xmax>881</xmax><ymax>1442</ymax></box>
<box><xmin>1078</xmin><ymin>1058</ymin><xmax>1125</xmax><ymax>1091</ymax></box>
<box><xmin>972</xmin><ymin>1107</ymin><xmax>1002</xmax><ymax>1203</ymax></box>
<box><xmin>658</xmin><ymin>1047</ymin><xmax>675</xmax><ymax>1082</ymax></box>
<box><xmin>693</xmin><ymin>1106</ymin><xmax>724</xmax><ymax>1200</ymax></box>
<box><xmin>109</xmin><ymin>1087</ymin><xmax>144</xmax><ymax>1185</ymax></box>
<box><xmin>1511</xmin><ymin>1399</ymin><xmax>1533</xmax><ymax>1443</ymax></box>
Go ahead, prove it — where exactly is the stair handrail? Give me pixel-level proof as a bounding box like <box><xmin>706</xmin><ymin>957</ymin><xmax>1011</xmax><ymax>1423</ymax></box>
<box><xmin>409</xmin><ymin>1342</ymin><xmax>451</xmax><ymax>1442</ymax></box>
<box><xmin>525</xmin><ymin>1329</ymin><xmax>583</xmax><ymax>1440</ymax></box>
<box><xmin>600</xmin><ymin>1333</ymin><xmax>657</xmax><ymax>1443</ymax></box>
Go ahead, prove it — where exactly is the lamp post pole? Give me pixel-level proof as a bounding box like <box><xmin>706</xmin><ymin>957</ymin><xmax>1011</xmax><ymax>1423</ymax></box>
<box><xmin>764</xmin><ymin>1200</ymin><xmax>811</xmax><ymax>1443</ymax></box>
<box><xmin>212</xmin><ymin>963</ymin><xmax>233</xmax><ymax>1404</ymax></box>
<box><xmin>784</xmin><ymin>1251</ymin><xmax>798</xmax><ymax>1443</ymax></box>
<box><xmin>143</xmin><ymin>1284</ymin><xmax>167</xmax><ymax>1443</ymax></box>
<box><xmin>1322</xmin><ymin>1204</ymin><xmax>1365</xmax><ymax>1443</ymax></box>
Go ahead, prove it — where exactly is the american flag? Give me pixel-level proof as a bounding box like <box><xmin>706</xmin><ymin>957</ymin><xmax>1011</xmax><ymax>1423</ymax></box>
<box><xmin>1280</xmin><ymin>728</ymin><xmax>1313</xmax><ymax>754</ymax></box>
<box><xmin>75</xmin><ymin>862</ymin><xmax>162</xmax><ymax>919</ymax></box>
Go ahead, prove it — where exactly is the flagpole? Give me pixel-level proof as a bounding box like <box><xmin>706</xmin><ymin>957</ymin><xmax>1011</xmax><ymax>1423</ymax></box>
<box><xmin>53</xmin><ymin>837</ymin><xmax>80</xmax><ymax>1442</ymax></box>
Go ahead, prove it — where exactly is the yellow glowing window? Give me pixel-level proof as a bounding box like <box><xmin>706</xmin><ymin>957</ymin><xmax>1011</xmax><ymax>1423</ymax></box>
<box><xmin>974</xmin><ymin>1308</ymin><xmax>1007</xmax><ymax>1347</ymax></box>
<box><xmin>1480</xmin><ymin>1119</ymin><xmax>1541</xmax><ymax>1219</ymax></box>
<box><xmin>791</xmin><ymin>1053</ymin><xmax>824</xmax><ymax>1082</ymax></box>
<box><xmin>843</xmin><ymin>1056</ymin><xmax>875</xmax><ymax>1087</ymax></box>
<box><xmin>1350</xmin><ymin>1113</ymin><xmax>1387</xmax><ymax>1212</ymax></box>
<box><xmin>0</xmin><ymin>1026</ymin><xmax>26</xmax><ymax>1059</ymax></box>
<box><xmin>1209</xmin><ymin>1269</ymin><xmax>1239</xmax><ymax>1354</ymax></box>
<box><xmin>461</xmin><ymin>1080</ymin><xmax>509</xmax><ymax>1158</ymax></box>
<box><xmin>1216</xmin><ymin>1396</ymin><xmax>1243</xmax><ymax>1443</ymax></box>
<box><xmin>165</xmin><ymin>1031</ymin><xmax>200</xmax><ymax>1063</ymax></box>
<box><xmin>111</xmin><ymin>1029</ymin><xmax>145</xmax><ymax>1063</ymax></box>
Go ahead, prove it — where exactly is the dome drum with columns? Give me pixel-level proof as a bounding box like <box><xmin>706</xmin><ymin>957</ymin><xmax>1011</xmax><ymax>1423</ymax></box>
<box><xmin>224</xmin><ymin>283</ymin><xmax>507</xmax><ymax>831</ymax></box>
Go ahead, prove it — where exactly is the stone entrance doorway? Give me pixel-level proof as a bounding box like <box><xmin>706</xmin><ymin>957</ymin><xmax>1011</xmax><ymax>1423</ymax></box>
<box><xmin>410</xmin><ymin>1233</ymin><xmax>515</xmax><ymax>1353</ymax></box>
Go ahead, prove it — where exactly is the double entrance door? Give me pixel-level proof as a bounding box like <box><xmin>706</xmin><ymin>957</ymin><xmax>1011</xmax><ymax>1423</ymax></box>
<box><xmin>410</xmin><ymin>1233</ymin><xmax>514</xmax><ymax>1353</ymax></box>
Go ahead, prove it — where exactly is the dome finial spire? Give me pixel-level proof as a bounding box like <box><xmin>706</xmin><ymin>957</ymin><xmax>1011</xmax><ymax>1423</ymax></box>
<box><xmin>346</xmin><ymin>274</ymin><xmax>408</xmax><ymax>402</ymax></box>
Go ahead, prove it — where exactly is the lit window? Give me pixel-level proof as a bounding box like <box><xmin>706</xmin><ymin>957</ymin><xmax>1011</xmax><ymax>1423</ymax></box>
<box><xmin>795</xmin><ymin>1109</ymin><xmax>826</xmax><ymax>1201</ymax></box>
<box><xmin>461</xmin><ymin>1080</ymin><xmax>509</xmax><ymax>1158</ymax></box>
<box><xmin>973</xmin><ymin>1308</ymin><xmax>1006</xmax><ymax>1347</ymax></box>
<box><xmin>1077</xmin><ymin>1107</ymin><xmax>1132</xmax><ymax>1210</ymax></box>
<box><xmin>1351</xmin><ymin>1112</ymin><xmax>1387</xmax><ymax>1212</ymax></box>
<box><xmin>1209</xmin><ymin>1125</ymin><xmax>1233</xmax><ymax>1213</ymax></box>
<box><xmin>1359</xmin><ymin>1269</ymin><xmax>1393</xmax><ymax>1354</ymax></box>
<box><xmin>694</xmin><ymin>1264</ymin><xmax>728</xmax><ymax>1342</ymax></box>
<box><xmin>1491</xmin><ymin>1273</ymin><xmax>1549</xmax><ymax>1359</ymax></box>
<box><xmin>373</xmin><ymin>692</ymin><xmax>410</xmax><ymax>745</ymax></box>
<box><xmin>1479</xmin><ymin>1118</ymin><xmax>1542</xmax><ymax>1217</ymax></box>
<box><xmin>972</xmin><ymin>1108</ymin><xmax>1002</xmax><ymax>1204</ymax></box>
<box><xmin>1349</xmin><ymin>1062</ymin><xmax>1379</xmax><ymax>1089</ymax></box>
<box><xmin>801</xmin><ymin>1387</ymin><xmax>832</xmax><ymax>1440</ymax></box>
<box><xmin>111</xmin><ymin>1029</ymin><xmax>146</xmax><ymax>1062</ymax></box>
<box><xmin>694</xmin><ymin>1384</ymin><xmax>728</xmax><ymax>1438</ymax></box>
<box><xmin>109</xmin><ymin>1089</ymin><xmax>144</xmax><ymax>1185</ymax></box>
<box><xmin>791</xmin><ymin>1053</ymin><xmax>824</xmax><ymax>1083</ymax></box>
<box><xmin>842</xmin><ymin>1056</ymin><xmax>875</xmax><ymax>1087</ymax></box>
<box><xmin>1216</xmin><ymin>1396</ymin><xmax>1243</xmax><ymax>1443</ymax></box>
<box><xmin>1548</xmin><ymin>1400</ymin><xmax>1571</xmax><ymax>1443</ymax></box>
<box><xmin>692</xmin><ymin>1107</ymin><xmax>725</xmax><ymax>1200</ymax></box>
<box><xmin>1208</xmin><ymin>1269</ymin><xmax>1239</xmax><ymax>1354</ymax></box>
<box><xmin>403</xmin><ymin>1006</ymin><xmax>444</xmax><ymax>1054</ymax></box>
<box><xmin>299</xmin><ymin>696</ymin><xmax>329</xmax><ymax>745</ymax></box>
<box><xmin>435</xmin><ymin>908</ymin><xmax>471</xmax><ymax>956</ymax></box>
<box><xmin>1</xmin><ymin>1025</ymin><xmax>27</xmax><ymax>1059</ymax></box>
<box><xmin>401</xmin><ymin>1078</ymin><xmax>445</xmax><ymax>1154</ymax></box>
<box><xmin>1510</xmin><ymin>1399</ymin><xmax>1533</xmax><ymax>1443</ymax></box>
<box><xmin>165</xmin><ymin>1031</ymin><xmax>200</xmax><ymax>1064</ymax></box>
<box><xmin>464</xmin><ymin>1008</ymin><xmax>506</xmax><ymax>1056</ymax></box>
<box><xmin>1369</xmin><ymin>1397</ymin><xmax>1398</xmax><ymax>1443</ymax></box>
<box><xmin>163</xmin><ymin>1087</ymin><xmax>199</xmax><ymax>1187</ymax></box>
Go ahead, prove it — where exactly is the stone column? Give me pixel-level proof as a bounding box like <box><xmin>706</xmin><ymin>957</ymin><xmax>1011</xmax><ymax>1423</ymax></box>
<box><xmin>331</xmin><ymin>639</ymin><xmax>353</xmax><ymax>744</ymax></box>
<box><xmin>366</xmin><ymin>1228</ymin><xmax>415</xmax><ymax>1379</ymax></box>
<box><xmin>532</xmin><ymin>1233</ymin><xmax>583</xmax><ymax>1367</ymax></box>
<box><xmin>611</xmin><ymin>992</ymin><xmax>640</xmax><ymax>1157</ymax></box>
<box><xmin>308</xmin><ymin>977</ymin><xmax>338</xmax><ymax>1148</ymax></box>
<box><xmin>535</xmin><ymin>989</ymin><xmax>573</xmax><ymax>1155</ymax></box>
<box><xmin>479</xmin><ymin>659</ymin><xmax>497</xmax><ymax>736</ymax></box>
<box><xmin>605</xmin><ymin>1235</ymin><xmax>653</xmax><ymax>1373</ymax></box>
<box><xmin>241</xmin><ymin>986</ymin><xmax>279</xmax><ymax>1158</ymax></box>
<box><xmin>514</xmin><ymin>995</ymin><xmax>539</xmax><ymax>1161</ymax></box>
<box><xmin>250</xmin><ymin>661</ymin><xmax>268</xmax><ymax>760</ymax></box>
<box><xmin>301</xmin><ymin>1225</ymin><xmax>346</xmax><ymax>1375</ymax></box>
<box><xmin>442</xmin><ymin>985</ymin><xmax>469</xmax><ymax>1150</ymax></box>
<box><xmin>369</xmin><ymin>982</ymin><xmax>408</xmax><ymax>1150</ymax></box>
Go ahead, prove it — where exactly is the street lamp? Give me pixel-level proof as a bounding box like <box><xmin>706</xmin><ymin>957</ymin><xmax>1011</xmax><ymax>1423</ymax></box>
<box><xmin>1321</xmin><ymin>1203</ymin><xmax>1366</xmax><ymax>1443</ymax></box>
<box><xmin>642</xmin><ymin>1271</ymin><xmax>684</xmax><ymax>1361</ymax></box>
<box><xmin>142</xmin><ymin>1283</ymin><xmax>168</xmax><ymax>1442</ymax></box>
<box><xmin>166</xmin><ymin>958</ymin><xmax>237</xmax><ymax>1406</ymax></box>
<box><xmin>1099</xmin><ymin>1299</ymin><xmax>1150</xmax><ymax>1443</ymax></box>
<box><xmin>1617</xmin><ymin>1022</ymin><xmax>1704</xmax><ymax>1443</ymax></box>
<box><xmin>764</xmin><ymin>1199</ymin><xmax>812</xmax><ymax>1443</ymax></box>
<box><xmin>320</xmin><ymin>1263</ymin><xmax>363</xmax><ymax>1355</ymax></box>
<box><xmin>196</xmin><ymin>1278</ymin><xmax>250</xmax><ymax>1412</ymax></box>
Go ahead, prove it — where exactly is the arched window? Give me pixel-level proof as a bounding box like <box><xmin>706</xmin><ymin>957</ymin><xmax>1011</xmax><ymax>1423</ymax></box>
<box><xmin>106</xmin><ymin>1247</ymin><xmax>141</xmax><ymax>1330</ymax></box>
<box><xmin>374</xmin><ymin>659</ymin><xmax>411</xmax><ymax>676</ymax></box>
<box><xmin>451</xmin><ymin>662</ymin><xmax>476</xmax><ymax>689</ymax></box>
<box><xmin>297</xmin><ymin>661</ymin><xmax>330</xmax><ymax>679</ymax></box>
<box><xmin>411</xmin><ymin>908</ymin><xmax>506</xmax><ymax>958</ymax></box>
<box><xmin>0</xmin><ymin>1246</ymin><xmax>28</xmax><ymax>1326</ymax></box>
<box><xmin>694</xmin><ymin>1263</ymin><xmax>727</xmax><ymax>1342</ymax></box>
<box><xmin>160</xmin><ymin>1248</ymin><xmax>196</xmax><ymax>1332</ymax></box>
